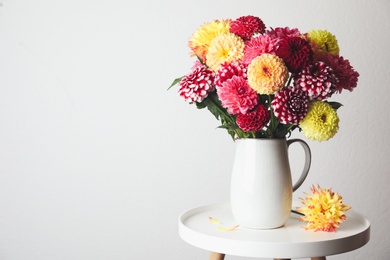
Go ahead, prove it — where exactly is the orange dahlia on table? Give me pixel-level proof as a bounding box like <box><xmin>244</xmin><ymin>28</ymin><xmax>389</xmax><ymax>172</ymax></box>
<box><xmin>297</xmin><ymin>185</ymin><xmax>351</xmax><ymax>232</ymax></box>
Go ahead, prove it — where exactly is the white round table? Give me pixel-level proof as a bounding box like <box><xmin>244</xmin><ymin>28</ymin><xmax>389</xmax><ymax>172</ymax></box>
<box><xmin>178</xmin><ymin>203</ymin><xmax>370</xmax><ymax>260</ymax></box>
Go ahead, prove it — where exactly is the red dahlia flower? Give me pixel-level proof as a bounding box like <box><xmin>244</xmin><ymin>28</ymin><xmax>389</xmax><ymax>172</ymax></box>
<box><xmin>236</xmin><ymin>104</ymin><xmax>270</xmax><ymax>132</ymax></box>
<box><xmin>321</xmin><ymin>54</ymin><xmax>359</xmax><ymax>93</ymax></box>
<box><xmin>267</xmin><ymin>27</ymin><xmax>301</xmax><ymax>39</ymax></box>
<box><xmin>271</xmin><ymin>87</ymin><xmax>309</xmax><ymax>125</ymax></box>
<box><xmin>230</xmin><ymin>15</ymin><xmax>266</xmax><ymax>41</ymax></box>
<box><xmin>294</xmin><ymin>61</ymin><xmax>337</xmax><ymax>100</ymax></box>
<box><xmin>178</xmin><ymin>65</ymin><xmax>215</xmax><ymax>103</ymax></box>
<box><xmin>276</xmin><ymin>36</ymin><xmax>313</xmax><ymax>73</ymax></box>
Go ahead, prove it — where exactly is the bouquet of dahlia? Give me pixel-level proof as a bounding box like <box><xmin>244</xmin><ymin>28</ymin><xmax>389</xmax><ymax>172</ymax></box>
<box><xmin>169</xmin><ymin>15</ymin><xmax>359</xmax><ymax>141</ymax></box>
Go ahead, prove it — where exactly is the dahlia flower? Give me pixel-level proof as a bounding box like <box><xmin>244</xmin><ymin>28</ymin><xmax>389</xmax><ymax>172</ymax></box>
<box><xmin>271</xmin><ymin>87</ymin><xmax>308</xmax><ymax>125</ymax></box>
<box><xmin>206</xmin><ymin>33</ymin><xmax>245</xmax><ymax>71</ymax></box>
<box><xmin>214</xmin><ymin>61</ymin><xmax>247</xmax><ymax>88</ymax></box>
<box><xmin>294</xmin><ymin>61</ymin><xmax>337</xmax><ymax>100</ymax></box>
<box><xmin>321</xmin><ymin>54</ymin><xmax>359</xmax><ymax>93</ymax></box>
<box><xmin>236</xmin><ymin>104</ymin><xmax>270</xmax><ymax>132</ymax></box>
<box><xmin>242</xmin><ymin>34</ymin><xmax>280</xmax><ymax>65</ymax></box>
<box><xmin>297</xmin><ymin>185</ymin><xmax>351</xmax><ymax>232</ymax></box>
<box><xmin>217</xmin><ymin>75</ymin><xmax>258</xmax><ymax>114</ymax></box>
<box><xmin>307</xmin><ymin>30</ymin><xmax>340</xmax><ymax>57</ymax></box>
<box><xmin>276</xmin><ymin>36</ymin><xmax>313</xmax><ymax>73</ymax></box>
<box><xmin>178</xmin><ymin>65</ymin><xmax>215</xmax><ymax>103</ymax></box>
<box><xmin>229</xmin><ymin>15</ymin><xmax>266</xmax><ymax>41</ymax></box>
<box><xmin>188</xmin><ymin>19</ymin><xmax>231</xmax><ymax>62</ymax></box>
<box><xmin>247</xmin><ymin>54</ymin><xmax>289</xmax><ymax>94</ymax></box>
<box><xmin>267</xmin><ymin>27</ymin><xmax>301</xmax><ymax>38</ymax></box>
<box><xmin>170</xmin><ymin>16</ymin><xmax>359</xmax><ymax>140</ymax></box>
<box><xmin>191</xmin><ymin>60</ymin><xmax>203</xmax><ymax>70</ymax></box>
<box><xmin>299</xmin><ymin>101</ymin><xmax>339</xmax><ymax>141</ymax></box>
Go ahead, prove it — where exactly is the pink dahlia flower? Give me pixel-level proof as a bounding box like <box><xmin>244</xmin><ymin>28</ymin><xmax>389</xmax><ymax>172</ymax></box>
<box><xmin>271</xmin><ymin>87</ymin><xmax>309</xmax><ymax>125</ymax></box>
<box><xmin>276</xmin><ymin>36</ymin><xmax>313</xmax><ymax>73</ymax></box>
<box><xmin>294</xmin><ymin>61</ymin><xmax>337</xmax><ymax>100</ymax></box>
<box><xmin>321</xmin><ymin>54</ymin><xmax>359</xmax><ymax>93</ymax></box>
<box><xmin>214</xmin><ymin>61</ymin><xmax>247</xmax><ymax>88</ymax></box>
<box><xmin>178</xmin><ymin>65</ymin><xmax>215</xmax><ymax>103</ymax></box>
<box><xmin>236</xmin><ymin>104</ymin><xmax>270</xmax><ymax>132</ymax></box>
<box><xmin>230</xmin><ymin>15</ymin><xmax>266</xmax><ymax>41</ymax></box>
<box><xmin>267</xmin><ymin>27</ymin><xmax>301</xmax><ymax>39</ymax></box>
<box><xmin>242</xmin><ymin>34</ymin><xmax>280</xmax><ymax>65</ymax></box>
<box><xmin>217</xmin><ymin>75</ymin><xmax>258</xmax><ymax>115</ymax></box>
<box><xmin>191</xmin><ymin>60</ymin><xmax>203</xmax><ymax>70</ymax></box>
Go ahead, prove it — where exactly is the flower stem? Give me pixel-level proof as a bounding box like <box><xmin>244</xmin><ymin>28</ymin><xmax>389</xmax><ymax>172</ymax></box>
<box><xmin>291</xmin><ymin>210</ymin><xmax>304</xmax><ymax>216</ymax></box>
<box><xmin>287</xmin><ymin>74</ymin><xmax>293</xmax><ymax>86</ymax></box>
<box><xmin>268</xmin><ymin>95</ymin><xmax>277</xmax><ymax>137</ymax></box>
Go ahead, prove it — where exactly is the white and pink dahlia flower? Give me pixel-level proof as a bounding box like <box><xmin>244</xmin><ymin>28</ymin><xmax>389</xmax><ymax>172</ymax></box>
<box><xmin>178</xmin><ymin>65</ymin><xmax>215</xmax><ymax>103</ymax></box>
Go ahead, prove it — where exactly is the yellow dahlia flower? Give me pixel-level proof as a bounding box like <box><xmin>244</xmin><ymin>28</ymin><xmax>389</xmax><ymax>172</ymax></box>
<box><xmin>188</xmin><ymin>19</ymin><xmax>231</xmax><ymax>62</ymax></box>
<box><xmin>307</xmin><ymin>29</ymin><xmax>340</xmax><ymax>57</ymax></box>
<box><xmin>300</xmin><ymin>101</ymin><xmax>339</xmax><ymax>141</ymax></box>
<box><xmin>297</xmin><ymin>185</ymin><xmax>351</xmax><ymax>232</ymax></box>
<box><xmin>205</xmin><ymin>33</ymin><xmax>245</xmax><ymax>71</ymax></box>
<box><xmin>247</xmin><ymin>54</ymin><xmax>289</xmax><ymax>94</ymax></box>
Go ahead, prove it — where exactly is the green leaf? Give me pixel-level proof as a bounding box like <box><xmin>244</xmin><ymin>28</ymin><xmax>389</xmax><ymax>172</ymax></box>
<box><xmin>167</xmin><ymin>76</ymin><xmax>184</xmax><ymax>90</ymax></box>
<box><xmin>219</xmin><ymin>125</ymin><xmax>245</xmax><ymax>139</ymax></box>
<box><xmin>203</xmin><ymin>99</ymin><xmax>221</xmax><ymax>120</ymax></box>
<box><xmin>195</xmin><ymin>101</ymin><xmax>207</xmax><ymax>110</ymax></box>
<box><xmin>222</xmin><ymin>123</ymin><xmax>241</xmax><ymax>140</ymax></box>
<box><xmin>255</xmin><ymin>131</ymin><xmax>269</xmax><ymax>138</ymax></box>
<box><xmin>202</xmin><ymin>92</ymin><xmax>228</xmax><ymax>121</ymax></box>
<box><xmin>326</xmin><ymin>101</ymin><xmax>343</xmax><ymax>110</ymax></box>
<box><xmin>260</xmin><ymin>94</ymin><xmax>271</xmax><ymax>104</ymax></box>
<box><xmin>217</xmin><ymin>124</ymin><xmax>238</xmax><ymax>131</ymax></box>
<box><xmin>201</xmin><ymin>92</ymin><xmax>241</xmax><ymax>139</ymax></box>
<box><xmin>272</xmin><ymin>123</ymin><xmax>298</xmax><ymax>139</ymax></box>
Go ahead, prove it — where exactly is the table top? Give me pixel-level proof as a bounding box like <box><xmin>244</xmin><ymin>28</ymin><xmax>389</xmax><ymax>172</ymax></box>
<box><xmin>178</xmin><ymin>202</ymin><xmax>370</xmax><ymax>258</ymax></box>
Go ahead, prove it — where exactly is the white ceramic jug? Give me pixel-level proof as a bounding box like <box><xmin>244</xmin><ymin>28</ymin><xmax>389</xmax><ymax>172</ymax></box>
<box><xmin>230</xmin><ymin>138</ymin><xmax>311</xmax><ymax>229</ymax></box>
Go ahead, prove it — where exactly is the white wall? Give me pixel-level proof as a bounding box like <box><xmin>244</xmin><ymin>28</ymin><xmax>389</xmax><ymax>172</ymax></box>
<box><xmin>0</xmin><ymin>0</ymin><xmax>388</xmax><ymax>259</ymax></box>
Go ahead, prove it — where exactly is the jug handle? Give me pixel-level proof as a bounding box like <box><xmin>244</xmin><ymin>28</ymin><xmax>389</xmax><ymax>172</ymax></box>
<box><xmin>287</xmin><ymin>139</ymin><xmax>311</xmax><ymax>192</ymax></box>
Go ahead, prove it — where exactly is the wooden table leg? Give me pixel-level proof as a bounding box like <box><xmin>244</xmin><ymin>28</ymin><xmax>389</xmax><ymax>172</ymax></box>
<box><xmin>209</xmin><ymin>252</ymin><xmax>225</xmax><ymax>260</ymax></box>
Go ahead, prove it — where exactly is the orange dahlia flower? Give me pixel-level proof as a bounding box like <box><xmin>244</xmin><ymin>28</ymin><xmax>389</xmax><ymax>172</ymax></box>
<box><xmin>247</xmin><ymin>54</ymin><xmax>288</xmax><ymax>94</ymax></box>
<box><xmin>297</xmin><ymin>185</ymin><xmax>351</xmax><ymax>232</ymax></box>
